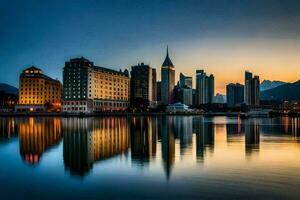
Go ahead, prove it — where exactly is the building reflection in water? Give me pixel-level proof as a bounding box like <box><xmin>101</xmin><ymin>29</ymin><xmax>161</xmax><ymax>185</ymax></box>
<box><xmin>18</xmin><ymin>117</ymin><xmax>61</xmax><ymax>165</ymax></box>
<box><xmin>290</xmin><ymin>118</ymin><xmax>300</xmax><ymax>137</ymax></box>
<box><xmin>193</xmin><ymin>117</ymin><xmax>215</xmax><ymax>162</ymax></box>
<box><xmin>245</xmin><ymin>118</ymin><xmax>260</xmax><ymax>156</ymax></box>
<box><xmin>4</xmin><ymin>115</ymin><xmax>299</xmax><ymax>179</ymax></box>
<box><xmin>158</xmin><ymin>116</ymin><xmax>176</xmax><ymax>180</ymax></box>
<box><xmin>226</xmin><ymin>116</ymin><xmax>244</xmax><ymax>143</ymax></box>
<box><xmin>174</xmin><ymin>116</ymin><xmax>193</xmax><ymax>156</ymax></box>
<box><xmin>62</xmin><ymin>117</ymin><xmax>129</xmax><ymax>177</ymax></box>
<box><xmin>0</xmin><ymin>118</ymin><xmax>17</xmax><ymax>139</ymax></box>
<box><xmin>130</xmin><ymin>117</ymin><xmax>157</xmax><ymax>165</ymax></box>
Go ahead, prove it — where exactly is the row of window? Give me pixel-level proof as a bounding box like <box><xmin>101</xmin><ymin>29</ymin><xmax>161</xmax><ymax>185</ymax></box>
<box><xmin>20</xmin><ymin>96</ymin><xmax>58</xmax><ymax>99</ymax></box>
<box><xmin>21</xmin><ymin>92</ymin><xmax>59</xmax><ymax>95</ymax></box>
<box><xmin>63</xmin><ymin>101</ymin><xmax>87</xmax><ymax>105</ymax></box>
<box><xmin>20</xmin><ymin>86</ymin><xmax>60</xmax><ymax>91</ymax></box>
<box><xmin>93</xmin><ymin>101</ymin><xmax>128</xmax><ymax>107</ymax></box>
<box><xmin>20</xmin><ymin>100</ymin><xmax>59</xmax><ymax>104</ymax></box>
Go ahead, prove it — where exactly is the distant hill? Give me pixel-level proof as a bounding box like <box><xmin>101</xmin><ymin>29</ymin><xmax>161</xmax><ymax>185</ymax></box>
<box><xmin>0</xmin><ymin>83</ymin><xmax>18</xmax><ymax>95</ymax></box>
<box><xmin>260</xmin><ymin>80</ymin><xmax>300</xmax><ymax>101</ymax></box>
<box><xmin>260</xmin><ymin>80</ymin><xmax>286</xmax><ymax>91</ymax></box>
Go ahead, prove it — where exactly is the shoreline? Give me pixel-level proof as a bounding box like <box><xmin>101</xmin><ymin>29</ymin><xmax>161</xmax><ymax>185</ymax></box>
<box><xmin>0</xmin><ymin>112</ymin><xmax>296</xmax><ymax>118</ymax></box>
<box><xmin>0</xmin><ymin>112</ymin><xmax>242</xmax><ymax>117</ymax></box>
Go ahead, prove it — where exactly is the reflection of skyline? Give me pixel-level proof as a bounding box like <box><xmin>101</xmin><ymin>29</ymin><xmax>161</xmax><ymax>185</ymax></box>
<box><xmin>226</xmin><ymin>116</ymin><xmax>244</xmax><ymax>143</ymax></box>
<box><xmin>19</xmin><ymin>117</ymin><xmax>61</xmax><ymax>165</ymax></box>
<box><xmin>175</xmin><ymin>116</ymin><xmax>193</xmax><ymax>156</ymax></box>
<box><xmin>245</xmin><ymin>119</ymin><xmax>260</xmax><ymax>157</ymax></box>
<box><xmin>160</xmin><ymin>116</ymin><xmax>176</xmax><ymax>180</ymax></box>
<box><xmin>62</xmin><ymin>117</ymin><xmax>129</xmax><ymax>176</ymax></box>
<box><xmin>0</xmin><ymin>118</ymin><xmax>17</xmax><ymax>139</ymax></box>
<box><xmin>2</xmin><ymin>116</ymin><xmax>300</xmax><ymax>179</ymax></box>
<box><xmin>193</xmin><ymin>117</ymin><xmax>215</xmax><ymax>162</ymax></box>
<box><xmin>130</xmin><ymin>117</ymin><xmax>157</xmax><ymax>165</ymax></box>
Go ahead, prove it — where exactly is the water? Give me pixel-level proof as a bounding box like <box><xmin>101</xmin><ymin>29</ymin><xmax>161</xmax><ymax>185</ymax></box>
<box><xmin>1</xmin><ymin>116</ymin><xmax>300</xmax><ymax>199</ymax></box>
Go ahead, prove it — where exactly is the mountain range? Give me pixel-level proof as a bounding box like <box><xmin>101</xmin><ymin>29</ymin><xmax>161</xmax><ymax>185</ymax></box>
<box><xmin>260</xmin><ymin>80</ymin><xmax>300</xmax><ymax>101</ymax></box>
<box><xmin>0</xmin><ymin>83</ymin><xmax>18</xmax><ymax>95</ymax></box>
<box><xmin>260</xmin><ymin>80</ymin><xmax>286</xmax><ymax>91</ymax></box>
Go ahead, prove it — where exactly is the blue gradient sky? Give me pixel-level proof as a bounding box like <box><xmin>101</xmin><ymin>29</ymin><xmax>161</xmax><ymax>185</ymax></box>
<box><xmin>1</xmin><ymin>0</ymin><xmax>300</xmax><ymax>93</ymax></box>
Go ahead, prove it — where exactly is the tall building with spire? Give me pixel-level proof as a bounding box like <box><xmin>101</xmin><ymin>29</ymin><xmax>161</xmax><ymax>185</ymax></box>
<box><xmin>161</xmin><ymin>46</ymin><xmax>175</xmax><ymax>104</ymax></box>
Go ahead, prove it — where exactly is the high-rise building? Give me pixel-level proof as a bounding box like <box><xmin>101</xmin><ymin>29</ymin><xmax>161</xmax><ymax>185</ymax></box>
<box><xmin>195</xmin><ymin>70</ymin><xmax>214</xmax><ymax>105</ymax></box>
<box><xmin>174</xmin><ymin>82</ymin><xmax>193</xmax><ymax>106</ymax></box>
<box><xmin>15</xmin><ymin>66</ymin><xmax>62</xmax><ymax>112</ymax></box>
<box><xmin>161</xmin><ymin>47</ymin><xmax>175</xmax><ymax>104</ymax></box>
<box><xmin>152</xmin><ymin>68</ymin><xmax>157</xmax><ymax>102</ymax></box>
<box><xmin>130</xmin><ymin>63</ymin><xmax>157</xmax><ymax>107</ymax></box>
<box><xmin>206</xmin><ymin>74</ymin><xmax>214</xmax><ymax>104</ymax></box>
<box><xmin>62</xmin><ymin>57</ymin><xmax>130</xmax><ymax>113</ymax></box>
<box><xmin>226</xmin><ymin>83</ymin><xmax>244</xmax><ymax>107</ymax></box>
<box><xmin>244</xmin><ymin>71</ymin><xmax>260</xmax><ymax>106</ymax></box>
<box><xmin>179</xmin><ymin>73</ymin><xmax>192</xmax><ymax>88</ymax></box>
<box><xmin>156</xmin><ymin>81</ymin><xmax>162</xmax><ymax>102</ymax></box>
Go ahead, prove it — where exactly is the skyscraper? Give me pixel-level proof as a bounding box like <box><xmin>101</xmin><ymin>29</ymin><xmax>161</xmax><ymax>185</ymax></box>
<box><xmin>161</xmin><ymin>46</ymin><xmax>175</xmax><ymax>104</ymax></box>
<box><xmin>196</xmin><ymin>70</ymin><xmax>214</xmax><ymax>105</ymax></box>
<box><xmin>174</xmin><ymin>84</ymin><xmax>193</xmax><ymax>106</ymax></box>
<box><xmin>196</xmin><ymin>70</ymin><xmax>206</xmax><ymax>104</ymax></box>
<box><xmin>244</xmin><ymin>71</ymin><xmax>260</xmax><ymax>106</ymax></box>
<box><xmin>152</xmin><ymin>68</ymin><xmax>157</xmax><ymax>102</ymax></box>
<box><xmin>226</xmin><ymin>83</ymin><xmax>244</xmax><ymax>107</ymax></box>
<box><xmin>156</xmin><ymin>81</ymin><xmax>162</xmax><ymax>102</ymax></box>
<box><xmin>179</xmin><ymin>73</ymin><xmax>192</xmax><ymax>88</ymax></box>
<box><xmin>130</xmin><ymin>63</ymin><xmax>157</xmax><ymax>107</ymax></box>
<box><xmin>206</xmin><ymin>74</ymin><xmax>214</xmax><ymax>103</ymax></box>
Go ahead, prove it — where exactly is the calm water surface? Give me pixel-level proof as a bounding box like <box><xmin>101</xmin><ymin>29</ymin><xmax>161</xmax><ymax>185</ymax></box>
<box><xmin>1</xmin><ymin>116</ymin><xmax>300</xmax><ymax>199</ymax></box>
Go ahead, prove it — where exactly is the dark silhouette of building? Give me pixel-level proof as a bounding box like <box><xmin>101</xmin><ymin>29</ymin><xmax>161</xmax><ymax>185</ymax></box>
<box><xmin>245</xmin><ymin>71</ymin><xmax>260</xmax><ymax>106</ymax></box>
<box><xmin>174</xmin><ymin>84</ymin><xmax>193</xmax><ymax>106</ymax></box>
<box><xmin>130</xmin><ymin>63</ymin><xmax>157</xmax><ymax>108</ymax></box>
<box><xmin>156</xmin><ymin>81</ymin><xmax>162</xmax><ymax>102</ymax></box>
<box><xmin>226</xmin><ymin>83</ymin><xmax>244</xmax><ymax>107</ymax></box>
<box><xmin>196</xmin><ymin>70</ymin><xmax>214</xmax><ymax>105</ymax></box>
<box><xmin>179</xmin><ymin>73</ymin><xmax>192</xmax><ymax>89</ymax></box>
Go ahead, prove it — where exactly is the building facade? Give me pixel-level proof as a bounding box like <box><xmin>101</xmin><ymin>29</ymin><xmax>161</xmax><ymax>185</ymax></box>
<box><xmin>130</xmin><ymin>63</ymin><xmax>157</xmax><ymax>107</ymax></box>
<box><xmin>226</xmin><ymin>83</ymin><xmax>244</xmax><ymax>107</ymax></box>
<box><xmin>16</xmin><ymin>66</ymin><xmax>62</xmax><ymax>112</ymax></box>
<box><xmin>196</xmin><ymin>70</ymin><xmax>214</xmax><ymax>105</ymax></box>
<box><xmin>179</xmin><ymin>73</ymin><xmax>192</xmax><ymax>88</ymax></box>
<box><xmin>161</xmin><ymin>47</ymin><xmax>175</xmax><ymax>104</ymax></box>
<box><xmin>244</xmin><ymin>71</ymin><xmax>260</xmax><ymax>106</ymax></box>
<box><xmin>62</xmin><ymin>57</ymin><xmax>130</xmax><ymax>113</ymax></box>
<box><xmin>156</xmin><ymin>81</ymin><xmax>162</xmax><ymax>102</ymax></box>
<box><xmin>174</xmin><ymin>84</ymin><xmax>193</xmax><ymax>106</ymax></box>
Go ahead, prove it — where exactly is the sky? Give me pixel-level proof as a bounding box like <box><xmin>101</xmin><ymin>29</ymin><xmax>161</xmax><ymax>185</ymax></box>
<box><xmin>1</xmin><ymin>0</ymin><xmax>300</xmax><ymax>93</ymax></box>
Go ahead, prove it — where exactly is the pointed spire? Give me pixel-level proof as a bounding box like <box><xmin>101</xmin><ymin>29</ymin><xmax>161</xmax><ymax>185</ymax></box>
<box><xmin>166</xmin><ymin>45</ymin><xmax>169</xmax><ymax>57</ymax></box>
<box><xmin>162</xmin><ymin>45</ymin><xmax>174</xmax><ymax>67</ymax></box>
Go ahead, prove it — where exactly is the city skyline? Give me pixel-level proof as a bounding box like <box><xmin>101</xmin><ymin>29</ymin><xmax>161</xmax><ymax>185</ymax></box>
<box><xmin>2</xmin><ymin>0</ymin><xmax>300</xmax><ymax>93</ymax></box>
